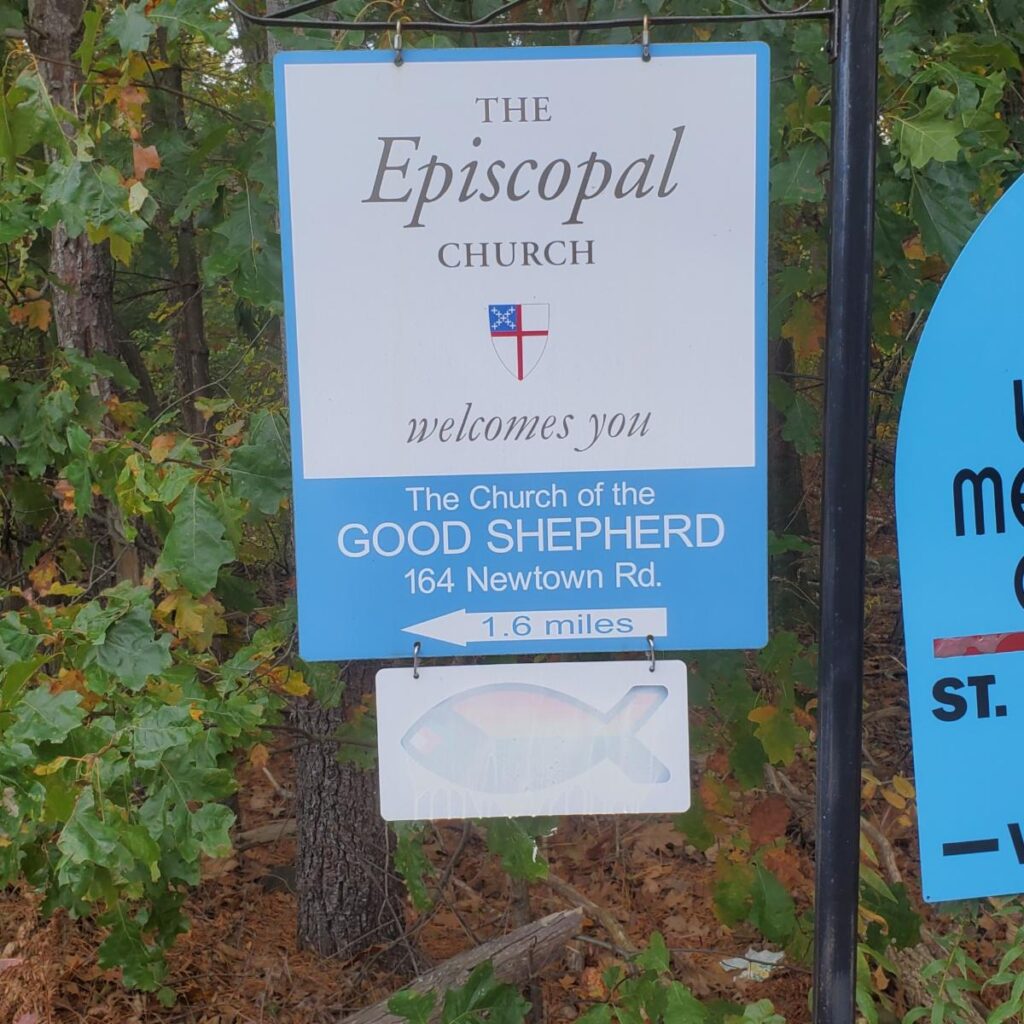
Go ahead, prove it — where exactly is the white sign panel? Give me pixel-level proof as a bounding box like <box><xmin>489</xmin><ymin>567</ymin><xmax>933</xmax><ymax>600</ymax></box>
<box><xmin>376</xmin><ymin>660</ymin><xmax>689</xmax><ymax>820</ymax></box>
<box><xmin>275</xmin><ymin>45</ymin><xmax>768</xmax><ymax>659</ymax></box>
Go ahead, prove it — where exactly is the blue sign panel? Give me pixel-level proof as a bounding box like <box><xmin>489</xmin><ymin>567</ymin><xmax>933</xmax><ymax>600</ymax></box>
<box><xmin>275</xmin><ymin>44</ymin><xmax>769</xmax><ymax>660</ymax></box>
<box><xmin>897</xmin><ymin>175</ymin><xmax>1024</xmax><ymax>902</ymax></box>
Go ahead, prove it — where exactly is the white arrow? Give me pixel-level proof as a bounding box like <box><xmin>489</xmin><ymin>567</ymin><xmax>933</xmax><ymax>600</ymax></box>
<box><xmin>402</xmin><ymin>607</ymin><xmax>668</xmax><ymax>647</ymax></box>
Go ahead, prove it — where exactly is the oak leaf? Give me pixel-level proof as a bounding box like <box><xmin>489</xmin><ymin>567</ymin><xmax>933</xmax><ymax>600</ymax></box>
<box><xmin>762</xmin><ymin>847</ymin><xmax>805</xmax><ymax>890</ymax></box>
<box><xmin>782</xmin><ymin>297</ymin><xmax>826</xmax><ymax>359</ymax></box>
<box><xmin>28</xmin><ymin>554</ymin><xmax>59</xmax><ymax>595</ymax></box>
<box><xmin>53</xmin><ymin>478</ymin><xmax>76</xmax><ymax>512</ymax></box>
<box><xmin>133</xmin><ymin>142</ymin><xmax>161</xmax><ymax>180</ymax></box>
<box><xmin>9</xmin><ymin>297</ymin><xmax>52</xmax><ymax>332</ymax></box>
<box><xmin>748</xmin><ymin>795</ymin><xmax>792</xmax><ymax>846</ymax></box>
<box><xmin>150</xmin><ymin>433</ymin><xmax>177</xmax><ymax>464</ymax></box>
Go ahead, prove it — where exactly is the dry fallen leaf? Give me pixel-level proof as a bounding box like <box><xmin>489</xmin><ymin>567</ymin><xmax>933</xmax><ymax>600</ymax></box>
<box><xmin>747</xmin><ymin>795</ymin><xmax>792</xmax><ymax>846</ymax></box>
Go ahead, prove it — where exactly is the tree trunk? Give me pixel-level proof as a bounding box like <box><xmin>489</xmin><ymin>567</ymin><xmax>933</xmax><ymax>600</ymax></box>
<box><xmin>27</xmin><ymin>0</ymin><xmax>117</xmax><ymax>364</ymax></box>
<box><xmin>154</xmin><ymin>45</ymin><xmax>211</xmax><ymax>435</ymax></box>
<box><xmin>27</xmin><ymin>0</ymin><xmax>139</xmax><ymax>583</ymax></box>
<box><xmin>171</xmin><ymin>213</ymin><xmax>211</xmax><ymax>435</ymax></box>
<box><xmin>768</xmin><ymin>336</ymin><xmax>812</xmax><ymax>627</ymax></box>
<box><xmin>291</xmin><ymin>663</ymin><xmax>407</xmax><ymax>959</ymax></box>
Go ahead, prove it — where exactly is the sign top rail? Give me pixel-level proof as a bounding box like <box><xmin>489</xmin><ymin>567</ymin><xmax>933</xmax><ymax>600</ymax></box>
<box><xmin>230</xmin><ymin>0</ymin><xmax>833</xmax><ymax>35</ymax></box>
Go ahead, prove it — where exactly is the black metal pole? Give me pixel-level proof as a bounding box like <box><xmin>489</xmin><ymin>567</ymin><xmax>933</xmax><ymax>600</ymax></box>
<box><xmin>813</xmin><ymin>1</ymin><xmax>879</xmax><ymax>1022</ymax></box>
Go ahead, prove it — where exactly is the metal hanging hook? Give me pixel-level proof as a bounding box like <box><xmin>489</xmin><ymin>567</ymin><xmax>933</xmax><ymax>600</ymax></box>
<box><xmin>646</xmin><ymin>634</ymin><xmax>656</xmax><ymax>672</ymax></box>
<box><xmin>393</xmin><ymin>19</ymin><xmax>404</xmax><ymax>66</ymax></box>
<box><xmin>641</xmin><ymin>14</ymin><xmax>651</xmax><ymax>61</ymax></box>
<box><xmin>412</xmin><ymin>640</ymin><xmax>421</xmax><ymax>678</ymax></box>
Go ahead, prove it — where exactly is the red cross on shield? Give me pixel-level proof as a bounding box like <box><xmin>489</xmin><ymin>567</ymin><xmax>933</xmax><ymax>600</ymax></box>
<box><xmin>488</xmin><ymin>303</ymin><xmax>550</xmax><ymax>381</ymax></box>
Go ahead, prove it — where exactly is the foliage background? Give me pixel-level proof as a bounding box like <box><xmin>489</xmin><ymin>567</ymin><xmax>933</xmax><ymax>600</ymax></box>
<box><xmin>1</xmin><ymin>0</ymin><xmax>1023</xmax><ymax>1020</ymax></box>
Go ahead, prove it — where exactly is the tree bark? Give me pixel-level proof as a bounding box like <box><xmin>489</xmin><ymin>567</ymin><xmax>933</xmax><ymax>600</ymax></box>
<box><xmin>170</xmin><ymin>213</ymin><xmax>211</xmax><ymax>435</ymax></box>
<box><xmin>27</xmin><ymin>0</ymin><xmax>139</xmax><ymax>584</ymax></box>
<box><xmin>27</xmin><ymin>0</ymin><xmax>117</xmax><ymax>364</ymax></box>
<box><xmin>291</xmin><ymin>663</ymin><xmax>407</xmax><ymax>959</ymax></box>
<box><xmin>154</xmin><ymin>44</ymin><xmax>211</xmax><ymax>435</ymax></box>
<box><xmin>768</xmin><ymin>336</ymin><xmax>812</xmax><ymax>627</ymax></box>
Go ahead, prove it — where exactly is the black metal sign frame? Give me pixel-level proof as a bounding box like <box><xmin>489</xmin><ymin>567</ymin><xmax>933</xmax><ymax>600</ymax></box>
<box><xmin>239</xmin><ymin>0</ymin><xmax>881</xmax><ymax>1019</ymax></box>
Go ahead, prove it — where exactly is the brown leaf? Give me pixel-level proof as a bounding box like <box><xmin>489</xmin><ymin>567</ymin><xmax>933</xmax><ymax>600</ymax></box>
<box><xmin>747</xmin><ymin>795</ymin><xmax>791</xmax><ymax>846</ymax></box>
<box><xmin>902</xmin><ymin>235</ymin><xmax>925</xmax><ymax>261</ymax></box>
<box><xmin>580</xmin><ymin>966</ymin><xmax>607</xmax><ymax>1000</ymax></box>
<box><xmin>53</xmin><ymin>478</ymin><xmax>76</xmax><ymax>512</ymax></box>
<box><xmin>699</xmin><ymin>776</ymin><xmax>734</xmax><ymax>816</ymax></box>
<box><xmin>114</xmin><ymin>84</ymin><xmax>148</xmax><ymax>128</ymax></box>
<box><xmin>133</xmin><ymin>142</ymin><xmax>161</xmax><ymax>180</ymax></box>
<box><xmin>28</xmin><ymin>554</ymin><xmax>59</xmax><ymax>596</ymax></box>
<box><xmin>150</xmin><ymin>433</ymin><xmax>177</xmax><ymax>464</ymax></box>
<box><xmin>9</xmin><ymin>298</ymin><xmax>51</xmax><ymax>332</ymax></box>
<box><xmin>762</xmin><ymin>847</ymin><xmax>805</xmax><ymax>890</ymax></box>
<box><xmin>782</xmin><ymin>297</ymin><xmax>826</xmax><ymax>359</ymax></box>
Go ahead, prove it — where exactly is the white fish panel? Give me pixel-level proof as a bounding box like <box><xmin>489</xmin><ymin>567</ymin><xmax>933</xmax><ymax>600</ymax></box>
<box><xmin>376</xmin><ymin>660</ymin><xmax>689</xmax><ymax>819</ymax></box>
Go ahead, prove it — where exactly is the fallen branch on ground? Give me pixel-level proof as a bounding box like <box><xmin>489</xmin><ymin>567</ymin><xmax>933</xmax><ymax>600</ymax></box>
<box><xmin>338</xmin><ymin>908</ymin><xmax>582</xmax><ymax>1024</ymax></box>
<box><xmin>235</xmin><ymin>818</ymin><xmax>296</xmax><ymax>850</ymax></box>
<box><xmin>538</xmin><ymin>873</ymin><xmax>639</xmax><ymax>955</ymax></box>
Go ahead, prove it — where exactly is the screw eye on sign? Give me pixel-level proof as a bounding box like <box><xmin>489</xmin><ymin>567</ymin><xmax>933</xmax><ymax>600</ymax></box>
<box><xmin>274</xmin><ymin>44</ymin><xmax>769</xmax><ymax>660</ymax></box>
<box><xmin>897</xmin><ymin>175</ymin><xmax>1024</xmax><ymax>902</ymax></box>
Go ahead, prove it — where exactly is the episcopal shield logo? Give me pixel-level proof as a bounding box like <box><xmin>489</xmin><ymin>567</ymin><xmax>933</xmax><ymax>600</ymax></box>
<box><xmin>488</xmin><ymin>304</ymin><xmax>549</xmax><ymax>381</ymax></box>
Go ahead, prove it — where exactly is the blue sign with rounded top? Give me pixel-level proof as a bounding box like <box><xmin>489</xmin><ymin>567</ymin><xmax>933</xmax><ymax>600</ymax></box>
<box><xmin>274</xmin><ymin>43</ymin><xmax>769</xmax><ymax>660</ymax></box>
<box><xmin>897</xmin><ymin>174</ymin><xmax>1024</xmax><ymax>902</ymax></box>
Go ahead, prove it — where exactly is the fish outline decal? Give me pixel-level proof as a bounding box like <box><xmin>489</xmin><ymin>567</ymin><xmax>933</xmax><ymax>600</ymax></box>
<box><xmin>401</xmin><ymin>683</ymin><xmax>670</xmax><ymax>794</ymax></box>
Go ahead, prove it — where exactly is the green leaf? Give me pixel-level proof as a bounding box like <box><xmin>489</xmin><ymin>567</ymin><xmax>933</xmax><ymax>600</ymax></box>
<box><xmin>439</xmin><ymin>962</ymin><xmax>529</xmax><ymax>1024</ymax></box>
<box><xmin>1</xmin><ymin>654</ymin><xmax>48</xmax><ymax>710</ymax></box>
<box><xmin>159</xmin><ymin>485</ymin><xmax>235</xmax><ymax>596</ymax></box>
<box><xmin>749</xmin><ymin>864</ymin><xmax>796</xmax><ymax>943</ymax></box>
<box><xmin>739</xmin><ymin>1000</ymin><xmax>784</xmax><ymax>1024</ymax></box>
<box><xmin>8</xmin><ymin>685</ymin><xmax>85</xmax><ymax>744</ymax></box>
<box><xmin>863</xmin><ymin>881</ymin><xmax>921</xmax><ymax>950</ymax></box>
<box><xmin>713</xmin><ymin>862</ymin><xmax>755</xmax><ymax>927</ymax></box>
<box><xmin>729</xmin><ymin>730</ymin><xmax>768</xmax><ymax>790</ymax></box>
<box><xmin>58</xmin><ymin>790</ymin><xmax>122</xmax><ymax>869</ymax></box>
<box><xmin>120</xmin><ymin>824</ymin><xmax>162</xmax><ymax>882</ymax></box>
<box><xmin>896</xmin><ymin>87</ymin><xmax>962</xmax><ymax>169</ymax></box>
<box><xmin>663</xmin><ymin>981</ymin><xmax>707</xmax><ymax>1024</ymax></box>
<box><xmin>910</xmin><ymin>172</ymin><xmax>977</xmax><ymax>264</ymax></box>
<box><xmin>750</xmin><ymin>707</ymin><xmax>808</xmax><ymax>765</ymax></box>
<box><xmin>108</xmin><ymin>2</ymin><xmax>156</xmax><ymax>53</ymax></box>
<box><xmin>189</xmin><ymin>803</ymin><xmax>234</xmax><ymax>858</ymax></box>
<box><xmin>483</xmin><ymin>818</ymin><xmax>550</xmax><ymax>881</ymax></box>
<box><xmin>768</xmin><ymin>377</ymin><xmax>820</xmax><ymax>456</ymax></box>
<box><xmin>95</xmin><ymin>606</ymin><xmax>172</xmax><ymax>690</ymax></box>
<box><xmin>389</xmin><ymin>989</ymin><xmax>437</xmax><ymax>1024</ymax></box>
<box><xmin>635</xmin><ymin>931</ymin><xmax>670</xmax><ymax>975</ymax></box>
<box><xmin>77</xmin><ymin>8</ymin><xmax>102</xmax><ymax>74</ymax></box>
<box><xmin>229</xmin><ymin>420</ymin><xmax>290</xmax><ymax>515</ymax></box>
<box><xmin>771</xmin><ymin>141</ymin><xmax>825</xmax><ymax>205</ymax></box>
<box><xmin>576</xmin><ymin>1006</ymin><xmax>612</xmax><ymax>1024</ymax></box>
<box><xmin>132</xmin><ymin>704</ymin><xmax>197</xmax><ymax>768</ymax></box>
<box><xmin>98</xmin><ymin>907</ymin><xmax>167</xmax><ymax>990</ymax></box>
<box><xmin>394</xmin><ymin>822</ymin><xmax>434</xmax><ymax>912</ymax></box>
<box><xmin>149</xmin><ymin>0</ymin><xmax>232</xmax><ymax>51</ymax></box>
<box><xmin>674</xmin><ymin>795</ymin><xmax>716</xmax><ymax>852</ymax></box>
